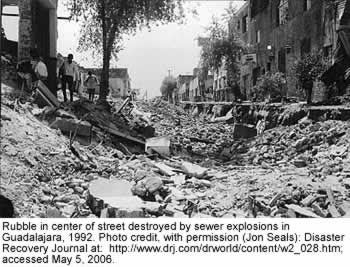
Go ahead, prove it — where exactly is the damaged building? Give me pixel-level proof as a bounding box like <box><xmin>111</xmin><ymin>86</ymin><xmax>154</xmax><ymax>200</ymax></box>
<box><xmin>233</xmin><ymin>0</ymin><xmax>348</xmax><ymax>99</ymax></box>
<box><xmin>1</xmin><ymin>0</ymin><xmax>58</xmax><ymax>94</ymax></box>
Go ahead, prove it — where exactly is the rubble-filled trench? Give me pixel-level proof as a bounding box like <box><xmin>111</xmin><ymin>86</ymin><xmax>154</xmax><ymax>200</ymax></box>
<box><xmin>1</xmin><ymin>88</ymin><xmax>350</xmax><ymax>219</ymax></box>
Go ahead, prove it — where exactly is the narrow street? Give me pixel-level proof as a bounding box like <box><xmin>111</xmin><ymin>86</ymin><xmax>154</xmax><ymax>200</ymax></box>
<box><xmin>1</xmin><ymin>85</ymin><xmax>349</xmax><ymax>218</ymax></box>
<box><xmin>1</xmin><ymin>0</ymin><xmax>350</xmax><ymax>220</ymax></box>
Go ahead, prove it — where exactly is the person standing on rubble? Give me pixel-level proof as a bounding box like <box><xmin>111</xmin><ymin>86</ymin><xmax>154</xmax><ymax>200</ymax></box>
<box><xmin>85</xmin><ymin>71</ymin><xmax>99</xmax><ymax>102</ymax></box>
<box><xmin>30</xmin><ymin>49</ymin><xmax>48</xmax><ymax>85</ymax></box>
<box><xmin>59</xmin><ymin>54</ymin><xmax>79</xmax><ymax>102</ymax></box>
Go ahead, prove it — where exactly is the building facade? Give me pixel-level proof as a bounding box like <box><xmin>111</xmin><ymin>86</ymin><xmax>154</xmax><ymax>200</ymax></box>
<box><xmin>233</xmin><ymin>0</ymin><xmax>347</xmax><ymax>99</ymax></box>
<box><xmin>177</xmin><ymin>75</ymin><xmax>193</xmax><ymax>101</ymax></box>
<box><xmin>213</xmin><ymin>65</ymin><xmax>230</xmax><ymax>101</ymax></box>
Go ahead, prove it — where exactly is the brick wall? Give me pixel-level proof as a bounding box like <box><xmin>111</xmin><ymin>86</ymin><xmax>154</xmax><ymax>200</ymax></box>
<box><xmin>18</xmin><ymin>0</ymin><xmax>33</xmax><ymax>61</ymax></box>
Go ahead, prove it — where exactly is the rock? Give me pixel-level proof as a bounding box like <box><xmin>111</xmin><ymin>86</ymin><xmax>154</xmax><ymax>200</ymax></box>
<box><xmin>39</xmin><ymin>195</ymin><xmax>52</xmax><ymax>204</ymax></box>
<box><xmin>142</xmin><ymin>201</ymin><xmax>163</xmax><ymax>215</ymax></box>
<box><xmin>311</xmin><ymin>203</ymin><xmax>328</xmax><ymax>218</ymax></box>
<box><xmin>293</xmin><ymin>137</ymin><xmax>308</xmax><ymax>149</ymax></box>
<box><xmin>182</xmin><ymin>161</ymin><xmax>208</xmax><ymax>179</ymax></box>
<box><xmin>269</xmin><ymin>192</ymin><xmax>283</xmax><ymax>207</ymax></box>
<box><xmin>300</xmin><ymin>195</ymin><xmax>317</xmax><ymax>207</ymax></box>
<box><xmin>328</xmin><ymin>205</ymin><xmax>342</xmax><ymax>218</ymax></box>
<box><xmin>134</xmin><ymin>170</ymin><xmax>148</xmax><ymax>181</ymax></box>
<box><xmin>60</xmin><ymin>205</ymin><xmax>76</xmax><ymax>218</ymax></box>
<box><xmin>293</xmin><ymin>158</ymin><xmax>307</xmax><ymax>168</ymax></box>
<box><xmin>152</xmin><ymin>162</ymin><xmax>176</xmax><ymax>176</ymax></box>
<box><xmin>171</xmin><ymin>174</ymin><xmax>186</xmax><ymax>185</ymax></box>
<box><xmin>189</xmin><ymin>178</ymin><xmax>212</xmax><ymax>187</ymax></box>
<box><xmin>143</xmin><ymin>176</ymin><xmax>163</xmax><ymax>194</ymax></box>
<box><xmin>74</xmin><ymin>186</ymin><xmax>84</xmax><ymax>194</ymax></box>
<box><xmin>286</xmin><ymin>204</ymin><xmax>320</xmax><ymax>218</ymax></box>
<box><xmin>46</xmin><ymin>207</ymin><xmax>64</xmax><ymax>218</ymax></box>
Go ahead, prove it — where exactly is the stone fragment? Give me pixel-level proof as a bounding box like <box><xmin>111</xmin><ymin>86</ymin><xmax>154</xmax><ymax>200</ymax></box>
<box><xmin>152</xmin><ymin>162</ymin><xmax>176</xmax><ymax>176</ymax></box>
<box><xmin>171</xmin><ymin>174</ymin><xmax>186</xmax><ymax>185</ymax></box>
<box><xmin>301</xmin><ymin>195</ymin><xmax>317</xmax><ymax>207</ymax></box>
<box><xmin>182</xmin><ymin>161</ymin><xmax>208</xmax><ymax>179</ymax></box>
<box><xmin>286</xmin><ymin>204</ymin><xmax>320</xmax><ymax>218</ymax></box>
<box><xmin>328</xmin><ymin>205</ymin><xmax>342</xmax><ymax>218</ymax></box>
<box><xmin>311</xmin><ymin>203</ymin><xmax>328</xmax><ymax>218</ymax></box>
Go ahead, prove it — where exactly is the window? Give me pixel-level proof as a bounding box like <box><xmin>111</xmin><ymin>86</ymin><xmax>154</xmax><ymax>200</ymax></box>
<box><xmin>237</xmin><ymin>20</ymin><xmax>241</xmax><ymax>31</ymax></box>
<box><xmin>242</xmin><ymin>15</ymin><xmax>248</xmax><ymax>33</ymax></box>
<box><xmin>303</xmin><ymin>0</ymin><xmax>311</xmax><ymax>11</ymax></box>
<box><xmin>256</xmin><ymin>30</ymin><xmax>261</xmax><ymax>43</ymax></box>
<box><xmin>278</xmin><ymin>0</ymin><xmax>289</xmax><ymax>25</ymax></box>
<box><xmin>301</xmin><ymin>38</ymin><xmax>311</xmax><ymax>57</ymax></box>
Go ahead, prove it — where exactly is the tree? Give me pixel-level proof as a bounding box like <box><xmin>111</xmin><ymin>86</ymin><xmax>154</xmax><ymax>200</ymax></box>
<box><xmin>293</xmin><ymin>53</ymin><xmax>328</xmax><ymax>89</ymax></box>
<box><xmin>251</xmin><ymin>72</ymin><xmax>286</xmax><ymax>102</ymax></box>
<box><xmin>199</xmin><ymin>14</ymin><xmax>244</xmax><ymax>90</ymax></box>
<box><xmin>68</xmin><ymin>0</ymin><xmax>185</xmax><ymax>101</ymax></box>
<box><xmin>160</xmin><ymin>75</ymin><xmax>177</xmax><ymax>102</ymax></box>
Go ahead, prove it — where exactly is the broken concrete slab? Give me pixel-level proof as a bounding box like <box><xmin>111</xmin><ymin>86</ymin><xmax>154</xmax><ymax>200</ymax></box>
<box><xmin>171</xmin><ymin>174</ymin><xmax>186</xmax><ymax>185</ymax></box>
<box><xmin>146</xmin><ymin>136</ymin><xmax>171</xmax><ymax>156</ymax></box>
<box><xmin>301</xmin><ymin>195</ymin><xmax>317</xmax><ymax>207</ymax></box>
<box><xmin>50</xmin><ymin>118</ymin><xmax>92</xmax><ymax>137</ymax></box>
<box><xmin>286</xmin><ymin>204</ymin><xmax>320</xmax><ymax>218</ymax></box>
<box><xmin>328</xmin><ymin>205</ymin><xmax>342</xmax><ymax>218</ymax></box>
<box><xmin>152</xmin><ymin>162</ymin><xmax>176</xmax><ymax>176</ymax></box>
<box><xmin>233</xmin><ymin>123</ymin><xmax>257</xmax><ymax>139</ymax></box>
<box><xmin>35</xmin><ymin>80</ymin><xmax>60</xmax><ymax>107</ymax></box>
<box><xmin>311</xmin><ymin>203</ymin><xmax>328</xmax><ymax>218</ymax></box>
<box><xmin>88</xmin><ymin>179</ymin><xmax>145</xmax><ymax>218</ymax></box>
<box><xmin>181</xmin><ymin>161</ymin><xmax>209</xmax><ymax>179</ymax></box>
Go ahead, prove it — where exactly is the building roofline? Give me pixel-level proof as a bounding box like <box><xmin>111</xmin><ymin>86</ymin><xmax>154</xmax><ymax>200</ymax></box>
<box><xmin>235</xmin><ymin>1</ymin><xmax>249</xmax><ymax>15</ymax></box>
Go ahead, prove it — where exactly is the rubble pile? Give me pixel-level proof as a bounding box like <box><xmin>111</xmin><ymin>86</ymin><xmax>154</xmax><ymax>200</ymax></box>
<box><xmin>1</xmin><ymin>98</ymin><xmax>131</xmax><ymax>218</ymax></box>
<box><xmin>1</xmin><ymin>87</ymin><xmax>349</xmax><ymax>218</ymax></box>
<box><xmin>223</xmin><ymin>118</ymin><xmax>350</xmax><ymax>172</ymax></box>
<box><xmin>137</xmin><ymin>98</ymin><xmax>235</xmax><ymax>157</ymax></box>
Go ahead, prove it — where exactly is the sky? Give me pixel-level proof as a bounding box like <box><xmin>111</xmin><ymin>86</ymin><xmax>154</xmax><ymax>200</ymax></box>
<box><xmin>2</xmin><ymin>0</ymin><xmax>245</xmax><ymax>98</ymax></box>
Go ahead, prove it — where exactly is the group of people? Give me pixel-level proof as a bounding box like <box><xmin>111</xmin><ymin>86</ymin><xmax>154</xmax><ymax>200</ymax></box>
<box><xmin>17</xmin><ymin>50</ymin><xmax>99</xmax><ymax>103</ymax></box>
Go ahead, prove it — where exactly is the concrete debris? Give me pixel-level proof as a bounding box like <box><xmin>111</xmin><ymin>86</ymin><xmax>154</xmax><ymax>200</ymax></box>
<box><xmin>1</xmin><ymin>87</ymin><xmax>350</xmax><ymax>218</ymax></box>
<box><xmin>50</xmin><ymin>118</ymin><xmax>92</xmax><ymax>137</ymax></box>
<box><xmin>181</xmin><ymin>162</ymin><xmax>209</xmax><ymax>179</ymax></box>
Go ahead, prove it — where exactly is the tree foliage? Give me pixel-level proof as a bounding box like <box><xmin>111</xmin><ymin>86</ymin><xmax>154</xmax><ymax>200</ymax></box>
<box><xmin>160</xmin><ymin>75</ymin><xmax>177</xmax><ymax>100</ymax></box>
<box><xmin>67</xmin><ymin>0</ymin><xmax>185</xmax><ymax>100</ymax></box>
<box><xmin>251</xmin><ymin>72</ymin><xmax>286</xmax><ymax>101</ymax></box>
<box><xmin>199</xmin><ymin>11</ymin><xmax>244</xmax><ymax>87</ymax></box>
<box><xmin>293</xmin><ymin>53</ymin><xmax>328</xmax><ymax>88</ymax></box>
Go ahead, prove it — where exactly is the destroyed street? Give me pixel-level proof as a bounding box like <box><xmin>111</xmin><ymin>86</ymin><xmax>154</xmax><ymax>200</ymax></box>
<box><xmin>1</xmin><ymin>0</ymin><xmax>350</xmax><ymax>220</ymax></box>
<box><xmin>1</xmin><ymin>90</ymin><xmax>350</xmax><ymax>219</ymax></box>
